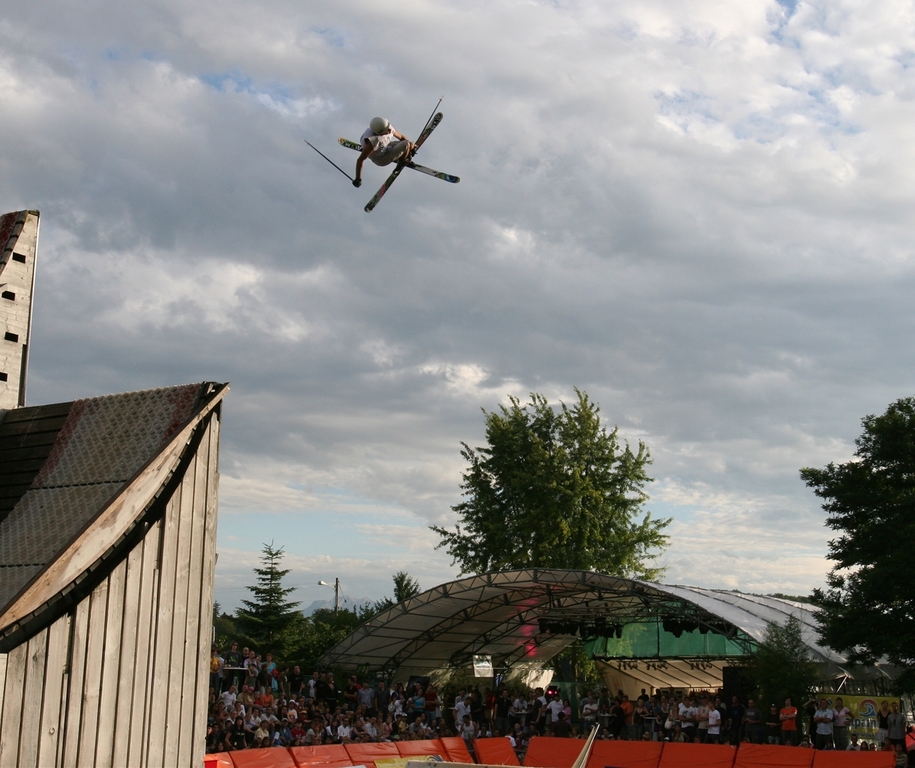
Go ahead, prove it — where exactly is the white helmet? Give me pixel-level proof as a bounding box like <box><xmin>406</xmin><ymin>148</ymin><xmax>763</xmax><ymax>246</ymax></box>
<box><xmin>370</xmin><ymin>116</ymin><xmax>390</xmax><ymax>134</ymax></box>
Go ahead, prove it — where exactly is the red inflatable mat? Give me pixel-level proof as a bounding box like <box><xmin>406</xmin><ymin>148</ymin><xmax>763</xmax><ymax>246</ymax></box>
<box><xmin>812</xmin><ymin>751</ymin><xmax>894</xmax><ymax>768</ymax></box>
<box><xmin>290</xmin><ymin>745</ymin><xmax>355</xmax><ymax>768</ymax></box>
<box><xmin>658</xmin><ymin>742</ymin><xmax>735</xmax><ymax>768</ymax></box>
<box><xmin>474</xmin><ymin>737</ymin><xmax>521</xmax><ymax>765</ymax></box>
<box><xmin>734</xmin><ymin>744</ymin><xmax>814</xmax><ymax>768</ymax></box>
<box><xmin>344</xmin><ymin>741</ymin><xmax>401</xmax><ymax>768</ymax></box>
<box><xmin>588</xmin><ymin>739</ymin><xmax>663</xmax><ymax>768</ymax></box>
<box><xmin>204</xmin><ymin>753</ymin><xmax>235</xmax><ymax>768</ymax></box>
<box><xmin>229</xmin><ymin>747</ymin><xmax>298</xmax><ymax>768</ymax></box>
<box><xmin>439</xmin><ymin>737</ymin><xmax>475</xmax><ymax>763</ymax></box>
<box><xmin>523</xmin><ymin>736</ymin><xmax>586</xmax><ymax>768</ymax></box>
<box><xmin>396</xmin><ymin>740</ymin><xmax>448</xmax><ymax>758</ymax></box>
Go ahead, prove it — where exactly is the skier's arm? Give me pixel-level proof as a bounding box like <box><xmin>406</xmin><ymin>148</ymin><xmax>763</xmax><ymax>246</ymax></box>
<box><xmin>392</xmin><ymin>129</ymin><xmax>415</xmax><ymax>156</ymax></box>
<box><xmin>355</xmin><ymin>142</ymin><xmax>374</xmax><ymax>186</ymax></box>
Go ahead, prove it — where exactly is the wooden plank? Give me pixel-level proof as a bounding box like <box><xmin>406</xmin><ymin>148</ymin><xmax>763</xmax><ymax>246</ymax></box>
<box><xmin>95</xmin><ymin>559</ymin><xmax>126</xmax><ymax>767</ymax></box>
<box><xmin>16</xmin><ymin>627</ymin><xmax>49</xmax><ymax>766</ymax></box>
<box><xmin>145</xmin><ymin>493</ymin><xmax>181</xmax><ymax>768</ymax></box>
<box><xmin>128</xmin><ymin>522</ymin><xmax>161</xmax><ymax>768</ymax></box>
<box><xmin>0</xmin><ymin>642</ymin><xmax>28</xmax><ymax>768</ymax></box>
<box><xmin>37</xmin><ymin>613</ymin><xmax>70</xmax><ymax>768</ymax></box>
<box><xmin>0</xmin><ymin>653</ymin><xmax>7</xmax><ymax>733</ymax></box>
<box><xmin>194</xmin><ymin>414</ymin><xmax>221</xmax><ymax>768</ymax></box>
<box><xmin>168</xmin><ymin>465</ymin><xmax>194</xmax><ymax>768</ymax></box>
<box><xmin>176</xmin><ymin>438</ymin><xmax>204</xmax><ymax>768</ymax></box>
<box><xmin>111</xmin><ymin>541</ymin><xmax>144</xmax><ymax>767</ymax></box>
<box><xmin>76</xmin><ymin>579</ymin><xmax>110</xmax><ymax>767</ymax></box>
<box><xmin>60</xmin><ymin>601</ymin><xmax>89</xmax><ymax>767</ymax></box>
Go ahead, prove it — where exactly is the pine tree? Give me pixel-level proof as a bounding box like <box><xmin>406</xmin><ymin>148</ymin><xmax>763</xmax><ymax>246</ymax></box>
<box><xmin>235</xmin><ymin>542</ymin><xmax>302</xmax><ymax>652</ymax></box>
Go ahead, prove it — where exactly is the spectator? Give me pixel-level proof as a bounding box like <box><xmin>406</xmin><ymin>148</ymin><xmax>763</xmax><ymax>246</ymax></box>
<box><xmin>813</xmin><ymin>698</ymin><xmax>834</xmax><ymax>750</ymax></box>
<box><xmin>744</xmin><ymin>699</ymin><xmax>764</xmax><ymax>744</ymax></box>
<box><xmin>780</xmin><ymin>697</ymin><xmax>798</xmax><ymax>746</ymax></box>
<box><xmin>707</xmin><ymin>702</ymin><xmax>722</xmax><ymax>744</ymax></box>
<box><xmin>833</xmin><ymin>697</ymin><xmax>851</xmax><ymax>750</ymax></box>
<box><xmin>765</xmin><ymin>704</ymin><xmax>781</xmax><ymax>744</ymax></box>
<box><xmin>889</xmin><ymin>702</ymin><xmax>907</xmax><ymax>748</ymax></box>
<box><xmin>552</xmin><ymin>711</ymin><xmax>573</xmax><ymax>738</ymax></box>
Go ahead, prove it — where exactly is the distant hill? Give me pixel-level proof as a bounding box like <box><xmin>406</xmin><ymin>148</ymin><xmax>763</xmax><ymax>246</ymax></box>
<box><xmin>302</xmin><ymin>597</ymin><xmax>374</xmax><ymax>616</ymax></box>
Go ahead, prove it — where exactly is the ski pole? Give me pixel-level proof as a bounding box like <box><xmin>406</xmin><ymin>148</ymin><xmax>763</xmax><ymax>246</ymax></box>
<box><xmin>419</xmin><ymin>96</ymin><xmax>443</xmax><ymax>136</ymax></box>
<box><xmin>304</xmin><ymin>138</ymin><xmax>355</xmax><ymax>182</ymax></box>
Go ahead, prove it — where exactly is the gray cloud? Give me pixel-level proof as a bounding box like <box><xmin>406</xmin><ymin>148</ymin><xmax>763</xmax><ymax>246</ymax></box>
<box><xmin>4</xmin><ymin>0</ymin><xmax>914</xmax><ymax>610</ymax></box>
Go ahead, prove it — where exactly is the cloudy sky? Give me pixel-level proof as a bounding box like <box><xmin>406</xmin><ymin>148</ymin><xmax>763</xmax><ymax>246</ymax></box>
<box><xmin>4</xmin><ymin>0</ymin><xmax>914</xmax><ymax>613</ymax></box>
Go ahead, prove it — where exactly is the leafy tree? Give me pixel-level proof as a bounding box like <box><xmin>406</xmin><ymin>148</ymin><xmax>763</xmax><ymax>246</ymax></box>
<box><xmin>235</xmin><ymin>542</ymin><xmax>302</xmax><ymax>654</ymax></box>
<box><xmin>287</xmin><ymin>607</ymin><xmax>363</xmax><ymax>672</ymax></box>
<box><xmin>801</xmin><ymin>396</ymin><xmax>915</xmax><ymax>688</ymax></box>
<box><xmin>750</xmin><ymin>616</ymin><xmax>818</xmax><ymax>712</ymax></box>
<box><xmin>432</xmin><ymin>390</ymin><xmax>670</xmax><ymax>578</ymax></box>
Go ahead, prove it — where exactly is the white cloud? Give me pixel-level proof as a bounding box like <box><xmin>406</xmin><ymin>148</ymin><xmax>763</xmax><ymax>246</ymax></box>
<box><xmin>3</xmin><ymin>0</ymin><xmax>914</xmax><ymax>611</ymax></box>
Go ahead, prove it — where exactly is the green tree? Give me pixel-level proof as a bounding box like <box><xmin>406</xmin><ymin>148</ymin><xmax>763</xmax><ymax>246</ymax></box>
<box><xmin>362</xmin><ymin>571</ymin><xmax>423</xmax><ymax>619</ymax></box>
<box><xmin>801</xmin><ymin>396</ymin><xmax>915</xmax><ymax>689</ymax></box>
<box><xmin>287</xmin><ymin>607</ymin><xmax>363</xmax><ymax>672</ymax></box>
<box><xmin>392</xmin><ymin>571</ymin><xmax>421</xmax><ymax>602</ymax></box>
<box><xmin>432</xmin><ymin>390</ymin><xmax>670</xmax><ymax>578</ymax></box>
<box><xmin>235</xmin><ymin>542</ymin><xmax>302</xmax><ymax>654</ymax></box>
<box><xmin>750</xmin><ymin>616</ymin><xmax>818</xmax><ymax>713</ymax></box>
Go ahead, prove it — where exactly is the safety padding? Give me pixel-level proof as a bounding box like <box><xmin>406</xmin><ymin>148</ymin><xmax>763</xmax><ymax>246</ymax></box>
<box><xmin>396</xmin><ymin>739</ymin><xmax>447</xmax><ymax>758</ymax></box>
<box><xmin>229</xmin><ymin>747</ymin><xmax>299</xmax><ymax>768</ymax></box>
<box><xmin>344</xmin><ymin>740</ymin><xmax>401</xmax><ymax>768</ymax></box>
<box><xmin>589</xmin><ymin>739</ymin><xmax>664</xmax><ymax>768</ymax></box>
<box><xmin>474</xmin><ymin>737</ymin><xmax>521</xmax><ymax>765</ymax></box>
<box><xmin>523</xmin><ymin>736</ymin><xmax>587</xmax><ymax>768</ymax></box>
<box><xmin>812</xmin><ymin>750</ymin><xmax>895</xmax><ymax>768</ymax></box>
<box><xmin>734</xmin><ymin>744</ymin><xmax>815</xmax><ymax>768</ymax></box>
<box><xmin>204</xmin><ymin>753</ymin><xmax>235</xmax><ymax>768</ymax></box>
<box><xmin>658</xmin><ymin>741</ymin><xmax>735</xmax><ymax>768</ymax></box>
<box><xmin>289</xmin><ymin>745</ymin><xmax>355</xmax><ymax>768</ymax></box>
<box><xmin>439</xmin><ymin>737</ymin><xmax>475</xmax><ymax>763</ymax></box>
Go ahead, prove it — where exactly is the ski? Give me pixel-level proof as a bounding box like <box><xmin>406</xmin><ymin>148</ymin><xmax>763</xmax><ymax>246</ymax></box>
<box><xmin>339</xmin><ymin>138</ymin><xmax>459</xmax><ymax>183</ymax></box>
<box><xmin>404</xmin><ymin>161</ymin><xmax>459</xmax><ymax>184</ymax></box>
<box><xmin>364</xmin><ymin>112</ymin><xmax>443</xmax><ymax>213</ymax></box>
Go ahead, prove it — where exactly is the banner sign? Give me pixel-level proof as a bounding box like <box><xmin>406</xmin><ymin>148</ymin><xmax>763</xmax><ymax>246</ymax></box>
<box><xmin>822</xmin><ymin>694</ymin><xmax>901</xmax><ymax>743</ymax></box>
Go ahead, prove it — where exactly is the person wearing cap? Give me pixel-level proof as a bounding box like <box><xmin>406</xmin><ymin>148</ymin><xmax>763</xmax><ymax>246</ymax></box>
<box><xmin>353</xmin><ymin>117</ymin><xmax>415</xmax><ymax>188</ymax></box>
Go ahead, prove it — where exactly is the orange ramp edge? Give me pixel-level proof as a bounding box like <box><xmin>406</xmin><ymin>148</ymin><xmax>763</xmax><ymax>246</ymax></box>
<box><xmin>523</xmin><ymin>736</ymin><xmax>585</xmax><ymax>768</ymax></box>
<box><xmin>474</xmin><ymin>737</ymin><xmax>521</xmax><ymax>766</ymax></box>
<box><xmin>588</xmin><ymin>739</ymin><xmax>663</xmax><ymax>768</ymax></box>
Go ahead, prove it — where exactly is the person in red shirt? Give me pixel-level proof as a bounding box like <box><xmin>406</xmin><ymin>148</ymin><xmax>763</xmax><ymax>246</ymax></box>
<box><xmin>780</xmin><ymin>697</ymin><xmax>798</xmax><ymax>745</ymax></box>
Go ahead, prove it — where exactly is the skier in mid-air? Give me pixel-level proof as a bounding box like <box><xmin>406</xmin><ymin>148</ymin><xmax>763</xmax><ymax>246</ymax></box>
<box><xmin>352</xmin><ymin>117</ymin><xmax>415</xmax><ymax>188</ymax></box>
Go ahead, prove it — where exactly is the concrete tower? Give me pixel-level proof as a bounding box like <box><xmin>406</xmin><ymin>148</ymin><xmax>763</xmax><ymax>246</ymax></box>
<box><xmin>0</xmin><ymin>210</ymin><xmax>39</xmax><ymax>409</ymax></box>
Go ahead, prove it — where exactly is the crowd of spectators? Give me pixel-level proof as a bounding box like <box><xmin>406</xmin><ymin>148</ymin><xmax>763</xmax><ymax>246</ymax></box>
<box><xmin>207</xmin><ymin>644</ymin><xmax>911</xmax><ymax>766</ymax></box>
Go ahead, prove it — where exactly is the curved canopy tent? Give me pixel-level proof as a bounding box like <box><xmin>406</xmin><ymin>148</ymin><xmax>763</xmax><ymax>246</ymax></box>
<box><xmin>318</xmin><ymin>569</ymin><xmax>865</xmax><ymax>691</ymax></box>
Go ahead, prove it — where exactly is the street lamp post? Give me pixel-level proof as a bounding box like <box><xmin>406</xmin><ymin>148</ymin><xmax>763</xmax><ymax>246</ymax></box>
<box><xmin>318</xmin><ymin>578</ymin><xmax>340</xmax><ymax>614</ymax></box>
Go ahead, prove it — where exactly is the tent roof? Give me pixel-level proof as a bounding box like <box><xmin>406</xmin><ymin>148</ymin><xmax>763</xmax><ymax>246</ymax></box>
<box><xmin>318</xmin><ymin>569</ymin><xmax>846</xmax><ymax>683</ymax></box>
